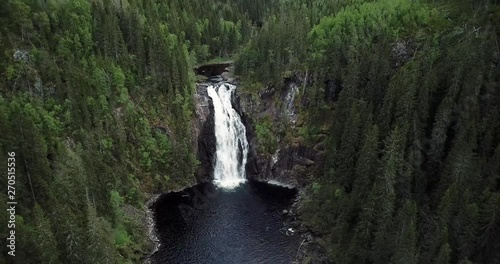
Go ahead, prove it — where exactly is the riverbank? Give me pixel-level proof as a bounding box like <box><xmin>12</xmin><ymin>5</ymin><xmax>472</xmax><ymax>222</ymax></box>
<box><xmin>284</xmin><ymin>193</ymin><xmax>330</xmax><ymax>264</ymax></box>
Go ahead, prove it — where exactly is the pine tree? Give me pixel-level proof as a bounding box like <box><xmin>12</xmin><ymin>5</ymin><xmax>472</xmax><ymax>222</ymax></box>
<box><xmin>392</xmin><ymin>201</ymin><xmax>419</xmax><ymax>264</ymax></box>
<box><xmin>474</xmin><ymin>190</ymin><xmax>500</xmax><ymax>263</ymax></box>
<box><xmin>434</xmin><ymin>243</ymin><xmax>452</xmax><ymax>264</ymax></box>
<box><xmin>32</xmin><ymin>204</ymin><xmax>61</xmax><ymax>263</ymax></box>
<box><xmin>334</xmin><ymin>101</ymin><xmax>362</xmax><ymax>191</ymax></box>
<box><xmin>352</xmin><ymin>124</ymin><xmax>379</xmax><ymax>210</ymax></box>
<box><xmin>372</xmin><ymin>125</ymin><xmax>407</xmax><ymax>264</ymax></box>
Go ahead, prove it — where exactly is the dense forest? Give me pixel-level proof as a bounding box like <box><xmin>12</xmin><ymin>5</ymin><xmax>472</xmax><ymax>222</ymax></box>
<box><xmin>0</xmin><ymin>0</ymin><xmax>499</xmax><ymax>263</ymax></box>
<box><xmin>0</xmin><ymin>0</ymin><xmax>255</xmax><ymax>263</ymax></box>
<box><xmin>236</xmin><ymin>0</ymin><xmax>500</xmax><ymax>263</ymax></box>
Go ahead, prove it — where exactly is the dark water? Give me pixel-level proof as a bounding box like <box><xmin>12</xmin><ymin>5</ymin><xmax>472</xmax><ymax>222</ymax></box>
<box><xmin>151</xmin><ymin>181</ymin><xmax>300</xmax><ymax>264</ymax></box>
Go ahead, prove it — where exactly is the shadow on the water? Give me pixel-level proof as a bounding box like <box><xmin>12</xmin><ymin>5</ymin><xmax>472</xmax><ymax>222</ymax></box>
<box><xmin>150</xmin><ymin>180</ymin><xmax>299</xmax><ymax>264</ymax></box>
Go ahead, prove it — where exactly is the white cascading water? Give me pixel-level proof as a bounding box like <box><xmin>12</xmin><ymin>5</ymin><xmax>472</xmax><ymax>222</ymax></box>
<box><xmin>207</xmin><ymin>83</ymin><xmax>249</xmax><ymax>189</ymax></box>
<box><xmin>284</xmin><ymin>83</ymin><xmax>299</xmax><ymax>124</ymax></box>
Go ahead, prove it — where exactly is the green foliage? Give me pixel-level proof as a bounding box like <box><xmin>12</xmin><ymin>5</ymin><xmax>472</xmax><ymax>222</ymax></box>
<box><xmin>31</xmin><ymin>204</ymin><xmax>60</xmax><ymax>263</ymax></box>
<box><xmin>0</xmin><ymin>0</ymin><xmax>498</xmax><ymax>263</ymax></box>
<box><xmin>0</xmin><ymin>0</ymin><xmax>257</xmax><ymax>262</ymax></box>
<box><xmin>255</xmin><ymin>117</ymin><xmax>277</xmax><ymax>155</ymax></box>
<box><xmin>235</xmin><ymin>8</ymin><xmax>309</xmax><ymax>85</ymax></box>
<box><xmin>114</xmin><ymin>225</ymin><xmax>132</xmax><ymax>248</ymax></box>
<box><xmin>236</xmin><ymin>0</ymin><xmax>500</xmax><ymax>263</ymax></box>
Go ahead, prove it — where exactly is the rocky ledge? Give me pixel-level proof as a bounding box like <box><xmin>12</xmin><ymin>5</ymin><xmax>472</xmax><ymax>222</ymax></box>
<box><xmin>191</xmin><ymin>70</ymin><xmax>328</xmax><ymax>262</ymax></box>
<box><xmin>232</xmin><ymin>76</ymin><xmax>326</xmax><ymax>189</ymax></box>
<box><xmin>283</xmin><ymin>197</ymin><xmax>330</xmax><ymax>264</ymax></box>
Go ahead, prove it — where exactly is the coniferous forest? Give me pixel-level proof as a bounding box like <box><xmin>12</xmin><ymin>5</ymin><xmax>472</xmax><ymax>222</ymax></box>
<box><xmin>0</xmin><ymin>0</ymin><xmax>499</xmax><ymax>263</ymax></box>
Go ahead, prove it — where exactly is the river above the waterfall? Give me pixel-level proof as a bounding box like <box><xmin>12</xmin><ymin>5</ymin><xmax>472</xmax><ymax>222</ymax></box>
<box><xmin>150</xmin><ymin>181</ymin><xmax>300</xmax><ymax>264</ymax></box>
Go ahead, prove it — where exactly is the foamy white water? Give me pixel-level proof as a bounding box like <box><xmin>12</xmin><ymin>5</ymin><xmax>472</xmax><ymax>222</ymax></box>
<box><xmin>207</xmin><ymin>83</ymin><xmax>249</xmax><ymax>189</ymax></box>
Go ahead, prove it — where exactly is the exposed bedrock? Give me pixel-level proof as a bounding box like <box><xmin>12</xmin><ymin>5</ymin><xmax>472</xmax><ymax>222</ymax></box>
<box><xmin>233</xmin><ymin>76</ymin><xmax>325</xmax><ymax>189</ymax></box>
<box><xmin>193</xmin><ymin>68</ymin><xmax>322</xmax><ymax>189</ymax></box>
<box><xmin>193</xmin><ymin>83</ymin><xmax>216</xmax><ymax>182</ymax></box>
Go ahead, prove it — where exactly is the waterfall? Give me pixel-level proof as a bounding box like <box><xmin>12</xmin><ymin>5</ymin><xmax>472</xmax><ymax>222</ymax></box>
<box><xmin>284</xmin><ymin>83</ymin><xmax>299</xmax><ymax>125</ymax></box>
<box><xmin>207</xmin><ymin>83</ymin><xmax>249</xmax><ymax>189</ymax></box>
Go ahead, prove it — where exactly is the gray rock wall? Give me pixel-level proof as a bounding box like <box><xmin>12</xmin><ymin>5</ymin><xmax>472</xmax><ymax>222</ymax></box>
<box><xmin>193</xmin><ymin>70</ymin><xmax>324</xmax><ymax>190</ymax></box>
<box><xmin>233</xmin><ymin>78</ymin><xmax>324</xmax><ymax>189</ymax></box>
<box><xmin>193</xmin><ymin>83</ymin><xmax>216</xmax><ymax>182</ymax></box>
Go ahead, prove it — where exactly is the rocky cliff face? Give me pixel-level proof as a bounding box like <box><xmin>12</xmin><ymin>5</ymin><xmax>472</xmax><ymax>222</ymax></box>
<box><xmin>190</xmin><ymin>74</ymin><xmax>328</xmax><ymax>263</ymax></box>
<box><xmin>193</xmin><ymin>66</ymin><xmax>324</xmax><ymax>189</ymax></box>
<box><xmin>234</xmin><ymin>77</ymin><xmax>326</xmax><ymax>189</ymax></box>
<box><xmin>193</xmin><ymin>83</ymin><xmax>216</xmax><ymax>182</ymax></box>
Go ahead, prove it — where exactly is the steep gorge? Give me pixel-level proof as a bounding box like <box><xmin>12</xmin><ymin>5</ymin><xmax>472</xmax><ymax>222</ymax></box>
<box><xmin>1</xmin><ymin>0</ymin><xmax>499</xmax><ymax>263</ymax></box>
<box><xmin>148</xmin><ymin>65</ymin><xmax>314</xmax><ymax>263</ymax></box>
<box><xmin>193</xmin><ymin>65</ymin><xmax>320</xmax><ymax>190</ymax></box>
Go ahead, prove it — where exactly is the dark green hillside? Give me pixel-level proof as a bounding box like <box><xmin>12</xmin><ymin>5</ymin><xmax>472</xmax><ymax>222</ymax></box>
<box><xmin>236</xmin><ymin>0</ymin><xmax>500</xmax><ymax>263</ymax></box>
<box><xmin>0</xmin><ymin>0</ymin><xmax>499</xmax><ymax>263</ymax></box>
<box><xmin>0</xmin><ymin>0</ymin><xmax>256</xmax><ymax>262</ymax></box>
